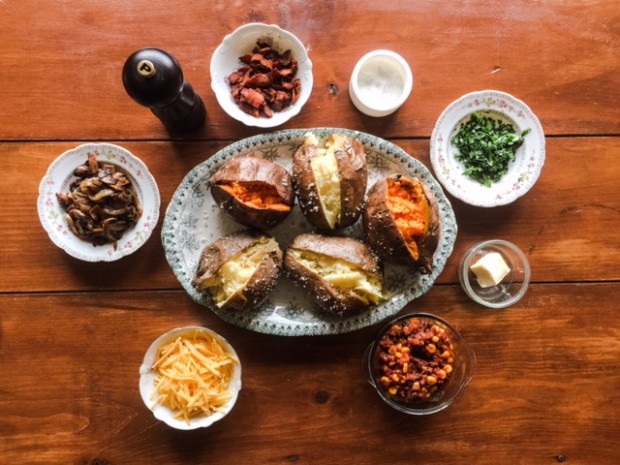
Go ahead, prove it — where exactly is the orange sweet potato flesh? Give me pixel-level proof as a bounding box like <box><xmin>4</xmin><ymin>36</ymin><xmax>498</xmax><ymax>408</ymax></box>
<box><xmin>363</xmin><ymin>175</ymin><xmax>439</xmax><ymax>273</ymax></box>
<box><xmin>220</xmin><ymin>182</ymin><xmax>291</xmax><ymax>211</ymax></box>
<box><xmin>208</xmin><ymin>156</ymin><xmax>295</xmax><ymax>230</ymax></box>
<box><xmin>385</xmin><ymin>178</ymin><xmax>430</xmax><ymax>260</ymax></box>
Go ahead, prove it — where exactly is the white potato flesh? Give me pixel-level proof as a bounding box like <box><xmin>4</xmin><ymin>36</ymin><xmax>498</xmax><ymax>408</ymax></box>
<box><xmin>289</xmin><ymin>249</ymin><xmax>383</xmax><ymax>304</ymax></box>
<box><xmin>206</xmin><ymin>238</ymin><xmax>279</xmax><ymax>306</ymax></box>
<box><xmin>306</xmin><ymin>134</ymin><xmax>342</xmax><ymax>229</ymax></box>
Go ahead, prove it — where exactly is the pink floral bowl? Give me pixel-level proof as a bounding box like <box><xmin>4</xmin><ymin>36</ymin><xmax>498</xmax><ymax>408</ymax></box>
<box><xmin>37</xmin><ymin>143</ymin><xmax>160</xmax><ymax>262</ymax></box>
<box><xmin>430</xmin><ymin>90</ymin><xmax>545</xmax><ymax>207</ymax></box>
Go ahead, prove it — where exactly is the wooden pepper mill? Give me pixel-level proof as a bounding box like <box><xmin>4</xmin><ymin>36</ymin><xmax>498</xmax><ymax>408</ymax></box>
<box><xmin>122</xmin><ymin>48</ymin><xmax>206</xmax><ymax>132</ymax></box>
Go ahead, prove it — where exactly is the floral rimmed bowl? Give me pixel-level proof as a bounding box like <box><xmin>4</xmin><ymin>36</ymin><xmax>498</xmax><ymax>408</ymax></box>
<box><xmin>430</xmin><ymin>90</ymin><xmax>545</xmax><ymax>207</ymax></box>
<box><xmin>37</xmin><ymin>143</ymin><xmax>160</xmax><ymax>262</ymax></box>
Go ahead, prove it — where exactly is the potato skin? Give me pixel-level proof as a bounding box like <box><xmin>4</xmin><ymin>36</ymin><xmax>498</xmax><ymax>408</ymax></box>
<box><xmin>284</xmin><ymin>233</ymin><xmax>382</xmax><ymax>316</ymax></box>
<box><xmin>192</xmin><ymin>230</ymin><xmax>283</xmax><ymax>312</ymax></box>
<box><xmin>292</xmin><ymin>134</ymin><xmax>367</xmax><ymax>231</ymax></box>
<box><xmin>209</xmin><ymin>156</ymin><xmax>294</xmax><ymax>230</ymax></box>
<box><xmin>363</xmin><ymin>175</ymin><xmax>440</xmax><ymax>273</ymax></box>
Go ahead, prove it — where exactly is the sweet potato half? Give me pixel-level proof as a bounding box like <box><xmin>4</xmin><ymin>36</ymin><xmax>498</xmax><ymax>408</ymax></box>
<box><xmin>209</xmin><ymin>156</ymin><xmax>295</xmax><ymax>230</ymax></box>
<box><xmin>363</xmin><ymin>175</ymin><xmax>440</xmax><ymax>273</ymax></box>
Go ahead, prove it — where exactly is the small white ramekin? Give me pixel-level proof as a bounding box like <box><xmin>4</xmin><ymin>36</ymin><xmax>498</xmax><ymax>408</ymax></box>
<box><xmin>349</xmin><ymin>50</ymin><xmax>413</xmax><ymax>117</ymax></box>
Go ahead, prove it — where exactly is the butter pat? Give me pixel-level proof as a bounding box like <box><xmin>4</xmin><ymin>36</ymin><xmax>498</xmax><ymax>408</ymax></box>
<box><xmin>470</xmin><ymin>252</ymin><xmax>511</xmax><ymax>288</ymax></box>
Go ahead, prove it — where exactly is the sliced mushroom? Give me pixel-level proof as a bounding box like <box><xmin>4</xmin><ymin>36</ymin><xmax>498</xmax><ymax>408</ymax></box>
<box><xmin>56</xmin><ymin>153</ymin><xmax>142</xmax><ymax>248</ymax></box>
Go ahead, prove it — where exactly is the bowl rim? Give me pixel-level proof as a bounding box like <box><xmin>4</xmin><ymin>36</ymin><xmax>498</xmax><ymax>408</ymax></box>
<box><xmin>209</xmin><ymin>22</ymin><xmax>313</xmax><ymax>128</ymax></box>
<box><xmin>138</xmin><ymin>325</ymin><xmax>242</xmax><ymax>430</ymax></box>
<box><xmin>365</xmin><ymin>312</ymin><xmax>476</xmax><ymax>415</ymax></box>
<box><xmin>459</xmin><ymin>239</ymin><xmax>531</xmax><ymax>308</ymax></box>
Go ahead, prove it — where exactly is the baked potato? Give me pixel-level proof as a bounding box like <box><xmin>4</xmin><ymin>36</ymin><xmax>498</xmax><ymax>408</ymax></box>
<box><xmin>363</xmin><ymin>175</ymin><xmax>440</xmax><ymax>273</ymax></box>
<box><xmin>284</xmin><ymin>232</ymin><xmax>384</xmax><ymax>316</ymax></box>
<box><xmin>209</xmin><ymin>156</ymin><xmax>295</xmax><ymax>230</ymax></box>
<box><xmin>292</xmin><ymin>132</ymin><xmax>368</xmax><ymax>231</ymax></box>
<box><xmin>191</xmin><ymin>230</ymin><xmax>283</xmax><ymax>311</ymax></box>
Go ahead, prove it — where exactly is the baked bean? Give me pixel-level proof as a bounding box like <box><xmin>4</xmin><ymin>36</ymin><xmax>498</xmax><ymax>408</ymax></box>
<box><xmin>372</xmin><ymin>316</ymin><xmax>455</xmax><ymax>404</ymax></box>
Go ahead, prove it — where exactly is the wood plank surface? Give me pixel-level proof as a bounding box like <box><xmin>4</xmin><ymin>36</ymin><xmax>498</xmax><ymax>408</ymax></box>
<box><xmin>2</xmin><ymin>137</ymin><xmax>618</xmax><ymax>293</ymax></box>
<box><xmin>0</xmin><ymin>0</ymin><xmax>618</xmax><ymax>141</ymax></box>
<box><xmin>1</xmin><ymin>284</ymin><xmax>618</xmax><ymax>465</ymax></box>
<box><xmin>1</xmin><ymin>0</ymin><xmax>619</xmax><ymax>464</ymax></box>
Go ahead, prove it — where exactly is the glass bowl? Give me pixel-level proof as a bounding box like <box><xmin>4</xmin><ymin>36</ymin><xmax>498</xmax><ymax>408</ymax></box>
<box><xmin>459</xmin><ymin>239</ymin><xmax>531</xmax><ymax>308</ymax></box>
<box><xmin>364</xmin><ymin>313</ymin><xmax>475</xmax><ymax>415</ymax></box>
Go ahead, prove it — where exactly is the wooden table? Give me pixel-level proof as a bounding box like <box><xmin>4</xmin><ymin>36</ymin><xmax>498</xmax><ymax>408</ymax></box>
<box><xmin>1</xmin><ymin>1</ymin><xmax>618</xmax><ymax>464</ymax></box>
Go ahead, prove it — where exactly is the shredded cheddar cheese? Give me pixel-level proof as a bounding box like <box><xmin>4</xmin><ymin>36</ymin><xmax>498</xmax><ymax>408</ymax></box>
<box><xmin>150</xmin><ymin>332</ymin><xmax>238</xmax><ymax>424</ymax></box>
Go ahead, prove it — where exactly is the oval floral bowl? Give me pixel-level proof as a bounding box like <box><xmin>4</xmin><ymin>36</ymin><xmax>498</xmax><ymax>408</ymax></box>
<box><xmin>162</xmin><ymin>128</ymin><xmax>457</xmax><ymax>336</ymax></box>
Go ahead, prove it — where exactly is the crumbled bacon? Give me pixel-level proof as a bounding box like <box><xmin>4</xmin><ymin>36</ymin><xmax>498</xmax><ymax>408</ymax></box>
<box><xmin>227</xmin><ymin>40</ymin><xmax>302</xmax><ymax>118</ymax></box>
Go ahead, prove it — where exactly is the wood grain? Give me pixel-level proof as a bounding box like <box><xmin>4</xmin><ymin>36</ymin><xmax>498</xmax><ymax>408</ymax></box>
<box><xmin>0</xmin><ymin>0</ymin><xmax>618</xmax><ymax>141</ymax></box>
<box><xmin>1</xmin><ymin>137</ymin><xmax>618</xmax><ymax>293</ymax></box>
<box><xmin>1</xmin><ymin>1</ymin><xmax>619</xmax><ymax>464</ymax></box>
<box><xmin>0</xmin><ymin>285</ymin><xmax>618</xmax><ymax>465</ymax></box>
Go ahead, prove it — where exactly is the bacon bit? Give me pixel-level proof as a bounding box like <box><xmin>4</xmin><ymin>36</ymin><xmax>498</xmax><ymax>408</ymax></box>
<box><xmin>227</xmin><ymin>40</ymin><xmax>302</xmax><ymax>118</ymax></box>
<box><xmin>244</xmin><ymin>73</ymin><xmax>272</xmax><ymax>88</ymax></box>
<box><xmin>240</xmin><ymin>88</ymin><xmax>266</xmax><ymax>109</ymax></box>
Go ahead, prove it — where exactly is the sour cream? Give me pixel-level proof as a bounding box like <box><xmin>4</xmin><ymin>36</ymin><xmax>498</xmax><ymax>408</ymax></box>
<box><xmin>349</xmin><ymin>50</ymin><xmax>413</xmax><ymax>117</ymax></box>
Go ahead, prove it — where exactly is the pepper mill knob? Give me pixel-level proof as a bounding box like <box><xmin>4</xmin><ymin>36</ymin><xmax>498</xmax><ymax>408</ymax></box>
<box><xmin>122</xmin><ymin>48</ymin><xmax>206</xmax><ymax>132</ymax></box>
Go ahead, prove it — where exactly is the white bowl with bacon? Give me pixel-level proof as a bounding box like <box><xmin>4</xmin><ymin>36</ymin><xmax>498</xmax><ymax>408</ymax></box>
<box><xmin>210</xmin><ymin>22</ymin><xmax>313</xmax><ymax>128</ymax></box>
<box><xmin>139</xmin><ymin>326</ymin><xmax>242</xmax><ymax>430</ymax></box>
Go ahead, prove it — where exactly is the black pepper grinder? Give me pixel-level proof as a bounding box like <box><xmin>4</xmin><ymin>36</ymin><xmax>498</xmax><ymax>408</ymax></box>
<box><xmin>122</xmin><ymin>48</ymin><xmax>206</xmax><ymax>132</ymax></box>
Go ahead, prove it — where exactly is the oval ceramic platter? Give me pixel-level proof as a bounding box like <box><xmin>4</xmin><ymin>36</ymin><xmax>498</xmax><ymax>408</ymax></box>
<box><xmin>430</xmin><ymin>90</ymin><xmax>545</xmax><ymax>207</ymax></box>
<box><xmin>162</xmin><ymin>128</ymin><xmax>457</xmax><ymax>336</ymax></box>
<box><xmin>38</xmin><ymin>143</ymin><xmax>160</xmax><ymax>262</ymax></box>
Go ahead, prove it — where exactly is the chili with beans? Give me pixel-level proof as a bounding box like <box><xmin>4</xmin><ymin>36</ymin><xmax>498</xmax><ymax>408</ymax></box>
<box><xmin>373</xmin><ymin>317</ymin><xmax>455</xmax><ymax>404</ymax></box>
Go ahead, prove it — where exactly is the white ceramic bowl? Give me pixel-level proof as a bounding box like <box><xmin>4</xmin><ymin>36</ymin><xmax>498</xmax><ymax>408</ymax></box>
<box><xmin>37</xmin><ymin>143</ymin><xmax>160</xmax><ymax>262</ymax></box>
<box><xmin>139</xmin><ymin>326</ymin><xmax>242</xmax><ymax>430</ymax></box>
<box><xmin>349</xmin><ymin>50</ymin><xmax>413</xmax><ymax>117</ymax></box>
<box><xmin>210</xmin><ymin>22</ymin><xmax>313</xmax><ymax>128</ymax></box>
<box><xmin>459</xmin><ymin>239</ymin><xmax>531</xmax><ymax>308</ymax></box>
<box><xmin>430</xmin><ymin>90</ymin><xmax>545</xmax><ymax>207</ymax></box>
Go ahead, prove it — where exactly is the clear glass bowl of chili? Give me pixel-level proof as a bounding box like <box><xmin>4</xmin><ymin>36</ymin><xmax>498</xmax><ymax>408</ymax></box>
<box><xmin>364</xmin><ymin>313</ymin><xmax>475</xmax><ymax>415</ymax></box>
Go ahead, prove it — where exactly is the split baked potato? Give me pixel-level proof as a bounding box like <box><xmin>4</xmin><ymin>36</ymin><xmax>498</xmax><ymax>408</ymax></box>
<box><xmin>284</xmin><ymin>233</ymin><xmax>384</xmax><ymax>316</ymax></box>
<box><xmin>191</xmin><ymin>230</ymin><xmax>283</xmax><ymax>311</ymax></box>
<box><xmin>363</xmin><ymin>175</ymin><xmax>440</xmax><ymax>273</ymax></box>
<box><xmin>292</xmin><ymin>133</ymin><xmax>368</xmax><ymax>231</ymax></box>
<box><xmin>209</xmin><ymin>156</ymin><xmax>295</xmax><ymax>230</ymax></box>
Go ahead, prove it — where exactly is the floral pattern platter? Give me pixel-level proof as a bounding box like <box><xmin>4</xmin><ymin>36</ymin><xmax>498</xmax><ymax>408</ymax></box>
<box><xmin>37</xmin><ymin>143</ymin><xmax>160</xmax><ymax>262</ymax></box>
<box><xmin>430</xmin><ymin>90</ymin><xmax>545</xmax><ymax>207</ymax></box>
<box><xmin>162</xmin><ymin>128</ymin><xmax>457</xmax><ymax>336</ymax></box>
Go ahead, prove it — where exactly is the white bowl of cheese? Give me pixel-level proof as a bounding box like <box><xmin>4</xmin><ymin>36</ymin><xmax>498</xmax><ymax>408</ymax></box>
<box><xmin>139</xmin><ymin>326</ymin><xmax>242</xmax><ymax>430</ymax></box>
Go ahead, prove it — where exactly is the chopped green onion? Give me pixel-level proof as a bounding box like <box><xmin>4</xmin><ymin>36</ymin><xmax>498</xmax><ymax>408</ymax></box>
<box><xmin>451</xmin><ymin>112</ymin><xmax>530</xmax><ymax>187</ymax></box>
